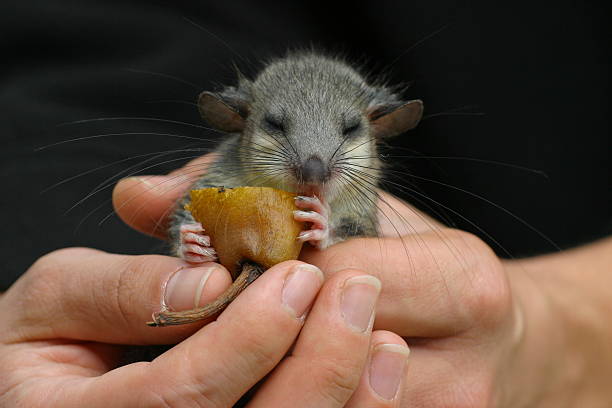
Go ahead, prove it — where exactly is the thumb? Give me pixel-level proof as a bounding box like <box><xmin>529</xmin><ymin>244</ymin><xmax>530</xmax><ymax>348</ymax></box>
<box><xmin>0</xmin><ymin>248</ymin><xmax>232</xmax><ymax>345</ymax></box>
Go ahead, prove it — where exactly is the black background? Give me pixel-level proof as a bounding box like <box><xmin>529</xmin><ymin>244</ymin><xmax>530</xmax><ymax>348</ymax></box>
<box><xmin>1</xmin><ymin>0</ymin><xmax>610</xmax><ymax>290</ymax></box>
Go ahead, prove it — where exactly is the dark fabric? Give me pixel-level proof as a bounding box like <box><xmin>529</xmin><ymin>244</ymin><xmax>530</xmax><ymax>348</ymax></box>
<box><xmin>2</xmin><ymin>0</ymin><xmax>610</xmax><ymax>290</ymax></box>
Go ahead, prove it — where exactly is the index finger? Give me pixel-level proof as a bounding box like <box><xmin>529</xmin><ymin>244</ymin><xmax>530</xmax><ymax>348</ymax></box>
<box><xmin>112</xmin><ymin>154</ymin><xmax>217</xmax><ymax>239</ymax></box>
<box><xmin>301</xmin><ymin>229</ymin><xmax>507</xmax><ymax>338</ymax></box>
<box><xmin>377</xmin><ymin>191</ymin><xmax>444</xmax><ymax>236</ymax></box>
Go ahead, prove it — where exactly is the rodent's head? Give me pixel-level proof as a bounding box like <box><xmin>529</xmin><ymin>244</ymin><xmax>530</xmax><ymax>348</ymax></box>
<box><xmin>197</xmin><ymin>52</ymin><xmax>423</xmax><ymax>200</ymax></box>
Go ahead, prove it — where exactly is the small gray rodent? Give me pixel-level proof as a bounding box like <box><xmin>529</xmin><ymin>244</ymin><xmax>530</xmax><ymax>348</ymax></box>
<box><xmin>149</xmin><ymin>51</ymin><xmax>423</xmax><ymax>326</ymax></box>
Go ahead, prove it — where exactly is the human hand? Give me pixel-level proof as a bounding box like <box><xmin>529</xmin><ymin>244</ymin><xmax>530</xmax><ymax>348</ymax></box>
<box><xmin>300</xmin><ymin>200</ymin><xmax>518</xmax><ymax>406</ymax></box>
<box><xmin>112</xmin><ymin>155</ymin><xmax>513</xmax><ymax>406</ymax></box>
<box><xmin>0</xmin><ymin>244</ymin><xmax>415</xmax><ymax>407</ymax></box>
<box><xmin>111</xmin><ymin>154</ymin><xmax>606</xmax><ymax>407</ymax></box>
<box><xmin>0</xmin><ymin>155</ymin><xmax>412</xmax><ymax>407</ymax></box>
<box><xmin>300</xmin><ymin>193</ymin><xmax>610</xmax><ymax>407</ymax></box>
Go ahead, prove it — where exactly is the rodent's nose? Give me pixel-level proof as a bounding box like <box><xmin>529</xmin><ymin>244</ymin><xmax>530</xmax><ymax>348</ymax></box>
<box><xmin>299</xmin><ymin>156</ymin><xmax>328</xmax><ymax>184</ymax></box>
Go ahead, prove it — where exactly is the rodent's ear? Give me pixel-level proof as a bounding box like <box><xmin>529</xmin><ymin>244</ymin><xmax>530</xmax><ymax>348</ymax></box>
<box><xmin>368</xmin><ymin>100</ymin><xmax>423</xmax><ymax>138</ymax></box>
<box><xmin>198</xmin><ymin>89</ymin><xmax>250</xmax><ymax>133</ymax></box>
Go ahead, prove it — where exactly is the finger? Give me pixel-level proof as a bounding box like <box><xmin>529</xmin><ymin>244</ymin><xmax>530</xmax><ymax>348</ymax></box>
<box><xmin>346</xmin><ymin>331</ymin><xmax>410</xmax><ymax>408</ymax></box>
<box><xmin>377</xmin><ymin>191</ymin><xmax>445</xmax><ymax>236</ymax></box>
<box><xmin>398</xmin><ymin>345</ymin><xmax>492</xmax><ymax>406</ymax></box>
<box><xmin>113</xmin><ymin>153</ymin><xmax>434</xmax><ymax>241</ymax></box>
<box><xmin>112</xmin><ymin>175</ymin><xmax>189</xmax><ymax>239</ymax></box>
<box><xmin>112</xmin><ymin>154</ymin><xmax>216</xmax><ymax>239</ymax></box>
<box><xmin>74</xmin><ymin>261</ymin><xmax>325</xmax><ymax>408</ymax></box>
<box><xmin>301</xmin><ymin>229</ymin><xmax>508</xmax><ymax>337</ymax></box>
<box><xmin>166</xmin><ymin>153</ymin><xmax>218</xmax><ymax>178</ymax></box>
<box><xmin>248</xmin><ymin>270</ymin><xmax>381</xmax><ymax>407</ymax></box>
<box><xmin>0</xmin><ymin>247</ymin><xmax>233</xmax><ymax>345</ymax></box>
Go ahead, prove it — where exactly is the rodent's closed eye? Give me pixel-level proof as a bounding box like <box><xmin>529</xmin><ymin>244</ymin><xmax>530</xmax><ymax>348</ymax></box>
<box><xmin>342</xmin><ymin>122</ymin><xmax>361</xmax><ymax>136</ymax></box>
<box><xmin>264</xmin><ymin>114</ymin><xmax>285</xmax><ymax>133</ymax></box>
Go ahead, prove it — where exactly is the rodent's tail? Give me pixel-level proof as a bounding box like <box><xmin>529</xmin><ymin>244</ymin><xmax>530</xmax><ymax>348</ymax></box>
<box><xmin>147</xmin><ymin>262</ymin><xmax>264</xmax><ymax>327</ymax></box>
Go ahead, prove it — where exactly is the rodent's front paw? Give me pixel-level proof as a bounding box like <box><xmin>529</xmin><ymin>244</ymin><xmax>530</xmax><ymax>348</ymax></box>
<box><xmin>294</xmin><ymin>196</ymin><xmax>331</xmax><ymax>249</ymax></box>
<box><xmin>179</xmin><ymin>223</ymin><xmax>218</xmax><ymax>263</ymax></box>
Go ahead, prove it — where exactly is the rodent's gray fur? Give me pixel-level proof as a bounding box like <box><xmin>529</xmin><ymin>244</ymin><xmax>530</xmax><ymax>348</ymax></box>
<box><xmin>168</xmin><ymin>51</ymin><xmax>423</xmax><ymax>256</ymax></box>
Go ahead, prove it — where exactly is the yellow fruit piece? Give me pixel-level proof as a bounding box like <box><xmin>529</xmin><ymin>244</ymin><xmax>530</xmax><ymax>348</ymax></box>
<box><xmin>186</xmin><ymin>187</ymin><xmax>305</xmax><ymax>277</ymax></box>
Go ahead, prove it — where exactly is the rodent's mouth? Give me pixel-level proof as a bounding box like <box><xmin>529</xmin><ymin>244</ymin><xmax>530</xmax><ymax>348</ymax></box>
<box><xmin>296</xmin><ymin>184</ymin><xmax>325</xmax><ymax>201</ymax></box>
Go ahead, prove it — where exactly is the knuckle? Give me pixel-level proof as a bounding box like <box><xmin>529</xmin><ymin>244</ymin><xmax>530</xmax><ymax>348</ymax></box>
<box><xmin>143</xmin><ymin>382</ymin><xmax>220</xmax><ymax>408</ymax></box>
<box><xmin>15</xmin><ymin>252</ymin><xmax>74</xmax><ymax>315</ymax></box>
<box><xmin>411</xmin><ymin>376</ymin><xmax>495</xmax><ymax>408</ymax></box>
<box><xmin>178</xmin><ymin>330</ymin><xmax>280</xmax><ymax>408</ymax></box>
<box><xmin>65</xmin><ymin>253</ymin><xmax>132</xmax><ymax>332</ymax></box>
<box><xmin>106</xmin><ymin>255</ymin><xmax>146</xmax><ymax>328</ymax></box>
<box><xmin>465</xmin><ymin>275</ymin><xmax>512</xmax><ymax>331</ymax></box>
<box><xmin>446</xmin><ymin>378</ymin><xmax>495</xmax><ymax>408</ymax></box>
<box><xmin>136</xmin><ymin>358</ymin><xmax>222</xmax><ymax>408</ymax></box>
<box><xmin>165</xmin><ymin>349</ymin><xmax>235</xmax><ymax>408</ymax></box>
<box><xmin>235</xmin><ymin>328</ymin><xmax>281</xmax><ymax>372</ymax></box>
<box><xmin>0</xmin><ymin>390</ymin><xmax>36</xmax><ymax>408</ymax></box>
<box><xmin>106</xmin><ymin>255</ymin><xmax>168</xmax><ymax>322</ymax></box>
<box><xmin>439</xmin><ymin>228</ymin><xmax>494</xmax><ymax>266</ymax></box>
<box><xmin>18</xmin><ymin>249</ymin><xmax>156</xmax><ymax>339</ymax></box>
<box><xmin>441</xmin><ymin>229</ymin><xmax>511</xmax><ymax>330</ymax></box>
<box><xmin>27</xmin><ymin>248</ymin><xmax>72</xmax><ymax>280</ymax></box>
<box><xmin>31</xmin><ymin>247</ymin><xmax>98</xmax><ymax>271</ymax></box>
<box><xmin>311</xmin><ymin>356</ymin><xmax>361</xmax><ymax>405</ymax></box>
<box><xmin>26</xmin><ymin>247</ymin><xmax>101</xmax><ymax>292</ymax></box>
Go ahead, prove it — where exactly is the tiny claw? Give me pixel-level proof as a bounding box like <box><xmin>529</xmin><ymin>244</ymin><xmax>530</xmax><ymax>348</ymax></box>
<box><xmin>294</xmin><ymin>210</ymin><xmax>326</xmax><ymax>230</ymax></box>
<box><xmin>297</xmin><ymin>230</ymin><xmax>313</xmax><ymax>241</ymax></box>
<box><xmin>184</xmin><ymin>243</ymin><xmax>216</xmax><ymax>257</ymax></box>
<box><xmin>178</xmin><ymin>222</ymin><xmax>217</xmax><ymax>264</ymax></box>
<box><xmin>180</xmin><ymin>222</ymin><xmax>205</xmax><ymax>234</ymax></box>
<box><xmin>183</xmin><ymin>252</ymin><xmax>217</xmax><ymax>264</ymax></box>
<box><xmin>184</xmin><ymin>232</ymin><xmax>211</xmax><ymax>246</ymax></box>
<box><xmin>293</xmin><ymin>195</ymin><xmax>331</xmax><ymax>249</ymax></box>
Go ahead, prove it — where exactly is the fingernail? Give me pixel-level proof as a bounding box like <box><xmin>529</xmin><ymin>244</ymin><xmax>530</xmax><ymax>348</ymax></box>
<box><xmin>135</xmin><ymin>176</ymin><xmax>163</xmax><ymax>187</ymax></box>
<box><xmin>125</xmin><ymin>176</ymin><xmax>167</xmax><ymax>189</ymax></box>
<box><xmin>294</xmin><ymin>210</ymin><xmax>312</xmax><ymax>216</ymax></box>
<box><xmin>282</xmin><ymin>264</ymin><xmax>324</xmax><ymax>319</ymax></box>
<box><xmin>127</xmin><ymin>175</ymin><xmax>191</xmax><ymax>193</ymax></box>
<box><xmin>369</xmin><ymin>344</ymin><xmax>410</xmax><ymax>400</ymax></box>
<box><xmin>341</xmin><ymin>275</ymin><xmax>381</xmax><ymax>332</ymax></box>
<box><xmin>165</xmin><ymin>266</ymin><xmax>219</xmax><ymax>310</ymax></box>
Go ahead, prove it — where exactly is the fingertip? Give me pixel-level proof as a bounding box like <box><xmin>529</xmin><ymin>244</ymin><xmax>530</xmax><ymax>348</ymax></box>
<box><xmin>242</xmin><ymin>260</ymin><xmax>324</xmax><ymax>290</ymax></box>
<box><xmin>113</xmin><ymin>175</ymin><xmax>185</xmax><ymax>205</ymax></box>
<box><xmin>112</xmin><ymin>153</ymin><xmax>216</xmax><ymax>239</ymax></box>
<box><xmin>196</xmin><ymin>263</ymin><xmax>234</xmax><ymax>306</ymax></box>
<box><xmin>151</xmin><ymin>260</ymin><xmax>326</xmax><ymax>407</ymax></box>
<box><xmin>167</xmin><ymin>153</ymin><xmax>218</xmax><ymax>178</ymax></box>
<box><xmin>367</xmin><ymin>331</ymin><xmax>410</xmax><ymax>403</ymax></box>
<box><xmin>370</xmin><ymin>330</ymin><xmax>410</xmax><ymax>355</ymax></box>
<box><xmin>113</xmin><ymin>176</ymin><xmax>184</xmax><ymax>238</ymax></box>
<box><xmin>246</xmin><ymin>267</ymin><xmax>379</xmax><ymax>408</ymax></box>
<box><xmin>220</xmin><ymin>260</ymin><xmax>324</xmax><ymax>321</ymax></box>
<box><xmin>164</xmin><ymin>263</ymin><xmax>233</xmax><ymax>312</ymax></box>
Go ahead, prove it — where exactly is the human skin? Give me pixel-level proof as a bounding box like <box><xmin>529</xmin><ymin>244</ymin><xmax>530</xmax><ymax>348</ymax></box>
<box><xmin>112</xmin><ymin>155</ymin><xmax>612</xmax><ymax>407</ymax></box>
<box><xmin>114</xmin><ymin>156</ymin><xmax>612</xmax><ymax>408</ymax></box>
<box><xmin>0</xmin><ymin>252</ymin><xmax>413</xmax><ymax>407</ymax></box>
<box><xmin>2</xmin><ymin>156</ymin><xmax>610</xmax><ymax>407</ymax></box>
<box><xmin>0</xmin><ymin>155</ymin><xmax>409</xmax><ymax>407</ymax></box>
